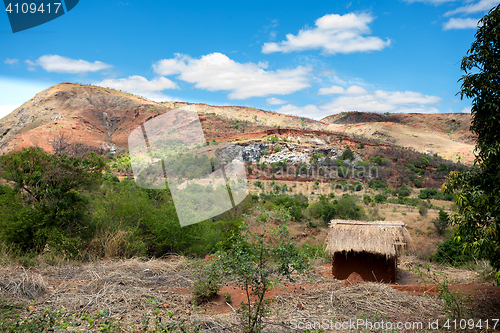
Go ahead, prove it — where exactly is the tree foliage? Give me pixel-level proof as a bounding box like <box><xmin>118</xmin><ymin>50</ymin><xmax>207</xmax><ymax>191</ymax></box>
<box><xmin>444</xmin><ymin>4</ymin><xmax>500</xmax><ymax>284</ymax></box>
<box><xmin>211</xmin><ymin>210</ymin><xmax>309</xmax><ymax>333</ymax></box>
<box><xmin>0</xmin><ymin>147</ymin><xmax>105</xmax><ymax>253</ymax></box>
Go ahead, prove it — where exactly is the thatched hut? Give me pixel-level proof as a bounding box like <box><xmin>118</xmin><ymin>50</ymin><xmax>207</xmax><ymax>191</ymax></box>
<box><xmin>326</xmin><ymin>220</ymin><xmax>413</xmax><ymax>283</ymax></box>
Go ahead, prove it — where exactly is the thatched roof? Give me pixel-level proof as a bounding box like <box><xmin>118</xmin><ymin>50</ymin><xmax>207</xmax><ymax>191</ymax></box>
<box><xmin>326</xmin><ymin>220</ymin><xmax>413</xmax><ymax>258</ymax></box>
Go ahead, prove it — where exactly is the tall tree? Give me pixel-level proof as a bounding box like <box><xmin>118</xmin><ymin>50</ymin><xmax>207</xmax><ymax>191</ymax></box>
<box><xmin>0</xmin><ymin>147</ymin><xmax>105</xmax><ymax>253</ymax></box>
<box><xmin>444</xmin><ymin>4</ymin><xmax>500</xmax><ymax>284</ymax></box>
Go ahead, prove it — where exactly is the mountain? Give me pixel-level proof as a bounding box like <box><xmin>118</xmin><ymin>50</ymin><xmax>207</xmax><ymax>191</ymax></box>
<box><xmin>322</xmin><ymin>111</ymin><xmax>475</xmax><ymax>164</ymax></box>
<box><xmin>0</xmin><ymin>83</ymin><xmax>475</xmax><ymax>164</ymax></box>
<box><xmin>0</xmin><ymin>83</ymin><xmax>329</xmax><ymax>155</ymax></box>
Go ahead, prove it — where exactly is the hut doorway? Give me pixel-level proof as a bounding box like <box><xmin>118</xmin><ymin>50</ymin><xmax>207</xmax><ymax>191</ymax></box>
<box><xmin>332</xmin><ymin>250</ymin><xmax>397</xmax><ymax>283</ymax></box>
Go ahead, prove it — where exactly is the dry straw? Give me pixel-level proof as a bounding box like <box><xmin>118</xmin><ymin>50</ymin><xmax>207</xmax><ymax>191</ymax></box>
<box><xmin>326</xmin><ymin>220</ymin><xmax>414</xmax><ymax>258</ymax></box>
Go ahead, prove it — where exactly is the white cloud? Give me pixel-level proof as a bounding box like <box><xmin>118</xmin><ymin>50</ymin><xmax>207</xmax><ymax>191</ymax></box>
<box><xmin>318</xmin><ymin>84</ymin><xmax>368</xmax><ymax>95</ymax></box>
<box><xmin>261</xmin><ymin>13</ymin><xmax>390</xmax><ymax>55</ymax></box>
<box><xmin>276</xmin><ymin>104</ymin><xmax>324</xmax><ymax>118</ymax></box>
<box><xmin>95</xmin><ymin>76</ymin><xmax>178</xmax><ymax>102</ymax></box>
<box><xmin>4</xmin><ymin>58</ymin><xmax>18</xmax><ymax>65</ymax></box>
<box><xmin>281</xmin><ymin>87</ymin><xmax>442</xmax><ymax>119</ymax></box>
<box><xmin>443</xmin><ymin>17</ymin><xmax>480</xmax><ymax>29</ymax></box>
<box><xmin>0</xmin><ymin>104</ymin><xmax>21</xmax><ymax>120</ymax></box>
<box><xmin>27</xmin><ymin>55</ymin><xmax>112</xmax><ymax>74</ymax></box>
<box><xmin>322</xmin><ymin>89</ymin><xmax>442</xmax><ymax>114</ymax></box>
<box><xmin>345</xmin><ymin>85</ymin><xmax>368</xmax><ymax>95</ymax></box>
<box><xmin>153</xmin><ymin>53</ymin><xmax>311</xmax><ymax>99</ymax></box>
<box><xmin>25</xmin><ymin>60</ymin><xmax>37</xmax><ymax>71</ymax></box>
<box><xmin>405</xmin><ymin>0</ymin><xmax>459</xmax><ymax>4</ymax></box>
<box><xmin>445</xmin><ymin>0</ymin><xmax>499</xmax><ymax>16</ymax></box>
<box><xmin>461</xmin><ymin>106</ymin><xmax>472</xmax><ymax>113</ymax></box>
<box><xmin>266</xmin><ymin>97</ymin><xmax>288</xmax><ymax>105</ymax></box>
<box><xmin>318</xmin><ymin>85</ymin><xmax>345</xmax><ymax>95</ymax></box>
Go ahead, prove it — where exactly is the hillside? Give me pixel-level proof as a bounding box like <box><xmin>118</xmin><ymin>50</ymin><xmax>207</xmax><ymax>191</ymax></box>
<box><xmin>0</xmin><ymin>83</ymin><xmax>475</xmax><ymax>165</ymax></box>
<box><xmin>0</xmin><ymin>83</ymin><xmax>328</xmax><ymax>155</ymax></box>
<box><xmin>322</xmin><ymin>111</ymin><xmax>476</xmax><ymax>164</ymax></box>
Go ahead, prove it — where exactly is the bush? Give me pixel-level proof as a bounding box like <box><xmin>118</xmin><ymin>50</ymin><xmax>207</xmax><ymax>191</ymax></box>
<box><xmin>335</xmin><ymin>194</ymin><xmax>365</xmax><ymax>220</ymax></box>
<box><xmin>433</xmin><ymin>210</ymin><xmax>449</xmax><ymax>235</ymax></box>
<box><xmin>192</xmin><ymin>268</ymin><xmax>222</xmax><ymax>305</ymax></box>
<box><xmin>368</xmin><ymin>179</ymin><xmax>387</xmax><ymax>189</ymax></box>
<box><xmin>398</xmin><ymin>183</ymin><xmax>411</xmax><ymax>197</ymax></box>
<box><xmin>418</xmin><ymin>204</ymin><xmax>428</xmax><ymax>216</ymax></box>
<box><xmin>274</xmin><ymin>145</ymin><xmax>281</xmax><ymax>153</ymax></box>
<box><xmin>432</xmin><ymin>237</ymin><xmax>474</xmax><ymax>266</ymax></box>
<box><xmin>341</xmin><ymin>148</ymin><xmax>354</xmax><ymax>160</ymax></box>
<box><xmin>374</xmin><ymin>194</ymin><xmax>386</xmax><ymax>203</ymax></box>
<box><xmin>363</xmin><ymin>194</ymin><xmax>372</xmax><ymax>205</ymax></box>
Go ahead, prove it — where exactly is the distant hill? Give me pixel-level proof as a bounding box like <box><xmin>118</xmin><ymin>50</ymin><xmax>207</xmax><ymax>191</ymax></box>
<box><xmin>0</xmin><ymin>83</ymin><xmax>475</xmax><ymax>164</ymax></box>
<box><xmin>322</xmin><ymin>111</ymin><xmax>475</xmax><ymax>164</ymax></box>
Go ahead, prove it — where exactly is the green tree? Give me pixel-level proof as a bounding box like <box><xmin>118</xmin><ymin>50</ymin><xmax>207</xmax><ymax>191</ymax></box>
<box><xmin>444</xmin><ymin>4</ymin><xmax>500</xmax><ymax>284</ymax></box>
<box><xmin>341</xmin><ymin>147</ymin><xmax>354</xmax><ymax>160</ymax></box>
<box><xmin>0</xmin><ymin>147</ymin><xmax>106</xmax><ymax>253</ymax></box>
<box><xmin>433</xmin><ymin>209</ymin><xmax>449</xmax><ymax>236</ymax></box>
<box><xmin>211</xmin><ymin>210</ymin><xmax>309</xmax><ymax>332</ymax></box>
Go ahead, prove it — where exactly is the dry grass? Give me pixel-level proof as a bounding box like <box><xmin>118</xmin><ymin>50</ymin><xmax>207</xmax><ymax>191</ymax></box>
<box><xmin>0</xmin><ymin>255</ymin><xmax>498</xmax><ymax>332</ymax></box>
<box><xmin>0</xmin><ymin>266</ymin><xmax>47</xmax><ymax>299</ymax></box>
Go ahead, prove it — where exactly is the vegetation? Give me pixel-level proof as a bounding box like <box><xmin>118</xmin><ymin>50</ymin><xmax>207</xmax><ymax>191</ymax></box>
<box><xmin>209</xmin><ymin>210</ymin><xmax>309</xmax><ymax>333</ymax></box>
<box><xmin>444</xmin><ymin>4</ymin><xmax>500</xmax><ymax>285</ymax></box>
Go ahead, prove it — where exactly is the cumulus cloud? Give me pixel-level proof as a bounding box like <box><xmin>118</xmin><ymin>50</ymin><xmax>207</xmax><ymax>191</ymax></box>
<box><xmin>266</xmin><ymin>97</ymin><xmax>288</xmax><ymax>105</ymax></box>
<box><xmin>95</xmin><ymin>76</ymin><xmax>177</xmax><ymax>102</ymax></box>
<box><xmin>27</xmin><ymin>55</ymin><xmax>112</xmax><ymax>74</ymax></box>
<box><xmin>322</xmin><ymin>88</ymin><xmax>442</xmax><ymax>114</ymax></box>
<box><xmin>318</xmin><ymin>85</ymin><xmax>345</xmax><ymax>95</ymax></box>
<box><xmin>153</xmin><ymin>53</ymin><xmax>311</xmax><ymax>99</ymax></box>
<box><xmin>276</xmin><ymin>104</ymin><xmax>324</xmax><ymax>118</ymax></box>
<box><xmin>443</xmin><ymin>17</ymin><xmax>480</xmax><ymax>30</ymax></box>
<box><xmin>445</xmin><ymin>0</ymin><xmax>499</xmax><ymax>16</ymax></box>
<box><xmin>278</xmin><ymin>86</ymin><xmax>443</xmax><ymax>119</ymax></box>
<box><xmin>4</xmin><ymin>58</ymin><xmax>18</xmax><ymax>65</ymax></box>
<box><xmin>404</xmin><ymin>0</ymin><xmax>459</xmax><ymax>4</ymax></box>
<box><xmin>318</xmin><ymin>85</ymin><xmax>368</xmax><ymax>95</ymax></box>
<box><xmin>261</xmin><ymin>13</ymin><xmax>390</xmax><ymax>55</ymax></box>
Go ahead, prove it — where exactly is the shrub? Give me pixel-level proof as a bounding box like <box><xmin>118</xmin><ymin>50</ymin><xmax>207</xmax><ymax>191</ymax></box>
<box><xmin>374</xmin><ymin>194</ymin><xmax>386</xmax><ymax>203</ymax></box>
<box><xmin>432</xmin><ymin>237</ymin><xmax>474</xmax><ymax>266</ymax></box>
<box><xmin>341</xmin><ymin>148</ymin><xmax>354</xmax><ymax>160</ymax></box>
<box><xmin>274</xmin><ymin>145</ymin><xmax>281</xmax><ymax>153</ymax></box>
<box><xmin>213</xmin><ymin>215</ymin><xmax>309</xmax><ymax>333</ymax></box>
<box><xmin>192</xmin><ymin>268</ymin><xmax>222</xmax><ymax>306</ymax></box>
<box><xmin>418</xmin><ymin>204</ymin><xmax>428</xmax><ymax>216</ymax></box>
<box><xmin>368</xmin><ymin>179</ymin><xmax>387</xmax><ymax>189</ymax></box>
<box><xmin>363</xmin><ymin>195</ymin><xmax>372</xmax><ymax>205</ymax></box>
<box><xmin>335</xmin><ymin>194</ymin><xmax>365</xmax><ymax>220</ymax></box>
<box><xmin>398</xmin><ymin>183</ymin><xmax>411</xmax><ymax>197</ymax></box>
<box><xmin>433</xmin><ymin>210</ymin><xmax>449</xmax><ymax>235</ymax></box>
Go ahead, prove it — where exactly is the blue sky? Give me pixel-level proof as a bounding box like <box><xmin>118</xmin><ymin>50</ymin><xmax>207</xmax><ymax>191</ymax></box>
<box><xmin>1</xmin><ymin>0</ymin><xmax>498</xmax><ymax>120</ymax></box>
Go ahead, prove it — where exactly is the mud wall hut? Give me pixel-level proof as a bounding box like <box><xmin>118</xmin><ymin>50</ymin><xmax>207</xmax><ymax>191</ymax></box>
<box><xmin>326</xmin><ymin>220</ymin><xmax>413</xmax><ymax>283</ymax></box>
